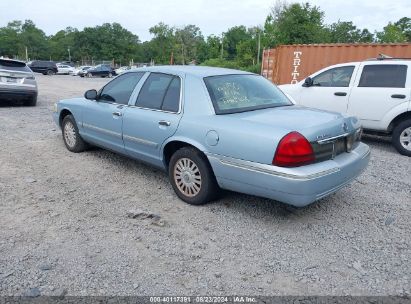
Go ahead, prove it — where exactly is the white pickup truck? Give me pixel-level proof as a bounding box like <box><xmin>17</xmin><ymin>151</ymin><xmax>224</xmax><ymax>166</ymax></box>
<box><xmin>279</xmin><ymin>59</ymin><xmax>411</xmax><ymax>156</ymax></box>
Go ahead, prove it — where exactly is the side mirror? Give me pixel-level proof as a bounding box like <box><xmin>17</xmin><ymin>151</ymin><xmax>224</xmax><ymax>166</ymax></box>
<box><xmin>303</xmin><ymin>77</ymin><xmax>313</xmax><ymax>87</ymax></box>
<box><xmin>84</xmin><ymin>89</ymin><xmax>97</xmax><ymax>100</ymax></box>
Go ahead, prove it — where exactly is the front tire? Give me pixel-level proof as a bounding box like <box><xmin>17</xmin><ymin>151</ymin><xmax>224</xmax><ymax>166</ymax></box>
<box><xmin>169</xmin><ymin>147</ymin><xmax>219</xmax><ymax>205</ymax></box>
<box><xmin>62</xmin><ymin>115</ymin><xmax>87</xmax><ymax>153</ymax></box>
<box><xmin>87</xmin><ymin>73</ymin><xmax>92</xmax><ymax>78</ymax></box>
<box><xmin>392</xmin><ymin>119</ymin><xmax>411</xmax><ymax>156</ymax></box>
<box><xmin>46</xmin><ymin>69</ymin><xmax>54</xmax><ymax>76</ymax></box>
<box><xmin>108</xmin><ymin>72</ymin><xmax>113</xmax><ymax>78</ymax></box>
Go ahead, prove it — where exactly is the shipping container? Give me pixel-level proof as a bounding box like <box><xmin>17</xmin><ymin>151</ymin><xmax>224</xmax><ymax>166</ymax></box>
<box><xmin>261</xmin><ymin>43</ymin><xmax>411</xmax><ymax>85</ymax></box>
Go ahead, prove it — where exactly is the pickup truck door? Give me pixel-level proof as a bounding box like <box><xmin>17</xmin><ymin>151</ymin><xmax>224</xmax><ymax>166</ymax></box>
<box><xmin>81</xmin><ymin>72</ymin><xmax>145</xmax><ymax>153</ymax></box>
<box><xmin>347</xmin><ymin>62</ymin><xmax>410</xmax><ymax>130</ymax></box>
<box><xmin>122</xmin><ymin>72</ymin><xmax>183</xmax><ymax>167</ymax></box>
<box><xmin>297</xmin><ymin>64</ymin><xmax>358</xmax><ymax>114</ymax></box>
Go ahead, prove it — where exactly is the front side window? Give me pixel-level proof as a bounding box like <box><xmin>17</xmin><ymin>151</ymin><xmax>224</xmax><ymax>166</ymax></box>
<box><xmin>312</xmin><ymin>66</ymin><xmax>355</xmax><ymax>87</ymax></box>
<box><xmin>98</xmin><ymin>72</ymin><xmax>144</xmax><ymax>105</ymax></box>
<box><xmin>359</xmin><ymin>64</ymin><xmax>407</xmax><ymax>88</ymax></box>
<box><xmin>204</xmin><ymin>74</ymin><xmax>292</xmax><ymax>114</ymax></box>
<box><xmin>136</xmin><ymin>73</ymin><xmax>181</xmax><ymax>112</ymax></box>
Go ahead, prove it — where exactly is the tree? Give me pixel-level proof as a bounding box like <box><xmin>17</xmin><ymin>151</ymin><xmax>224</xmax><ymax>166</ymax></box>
<box><xmin>148</xmin><ymin>22</ymin><xmax>175</xmax><ymax>64</ymax></box>
<box><xmin>73</xmin><ymin>23</ymin><xmax>140</xmax><ymax>64</ymax></box>
<box><xmin>264</xmin><ymin>2</ymin><xmax>328</xmax><ymax>46</ymax></box>
<box><xmin>327</xmin><ymin>21</ymin><xmax>374</xmax><ymax>43</ymax></box>
<box><xmin>394</xmin><ymin>17</ymin><xmax>411</xmax><ymax>42</ymax></box>
<box><xmin>0</xmin><ymin>21</ymin><xmax>23</xmax><ymax>58</ymax></box>
<box><xmin>0</xmin><ymin>20</ymin><xmax>48</xmax><ymax>60</ymax></box>
<box><xmin>20</xmin><ymin>20</ymin><xmax>49</xmax><ymax>59</ymax></box>
<box><xmin>223</xmin><ymin>26</ymin><xmax>251</xmax><ymax>60</ymax></box>
<box><xmin>376</xmin><ymin>22</ymin><xmax>407</xmax><ymax>43</ymax></box>
<box><xmin>174</xmin><ymin>25</ymin><xmax>204</xmax><ymax>64</ymax></box>
<box><xmin>199</xmin><ymin>35</ymin><xmax>221</xmax><ymax>62</ymax></box>
<box><xmin>49</xmin><ymin>27</ymin><xmax>78</xmax><ymax>61</ymax></box>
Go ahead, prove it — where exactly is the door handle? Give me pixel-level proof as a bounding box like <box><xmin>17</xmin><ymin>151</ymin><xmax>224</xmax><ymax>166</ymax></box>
<box><xmin>391</xmin><ymin>94</ymin><xmax>406</xmax><ymax>99</ymax></box>
<box><xmin>334</xmin><ymin>92</ymin><xmax>347</xmax><ymax>96</ymax></box>
<box><xmin>158</xmin><ymin>120</ymin><xmax>171</xmax><ymax>127</ymax></box>
<box><xmin>112</xmin><ymin>112</ymin><xmax>122</xmax><ymax>117</ymax></box>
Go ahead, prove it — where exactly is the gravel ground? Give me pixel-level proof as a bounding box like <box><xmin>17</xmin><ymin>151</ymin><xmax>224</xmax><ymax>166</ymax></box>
<box><xmin>0</xmin><ymin>74</ymin><xmax>410</xmax><ymax>297</ymax></box>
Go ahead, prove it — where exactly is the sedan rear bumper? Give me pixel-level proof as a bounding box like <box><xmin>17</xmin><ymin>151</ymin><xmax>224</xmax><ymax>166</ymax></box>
<box><xmin>206</xmin><ymin>143</ymin><xmax>370</xmax><ymax>207</ymax></box>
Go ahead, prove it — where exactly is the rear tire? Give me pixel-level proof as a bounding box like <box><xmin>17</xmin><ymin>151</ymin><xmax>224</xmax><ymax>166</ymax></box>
<box><xmin>87</xmin><ymin>73</ymin><xmax>92</xmax><ymax>78</ymax></box>
<box><xmin>62</xmin><ymin>115</ymin><xmax>87</xmax><ymax>153</ymax></box>
<box><xmin>46</xmin><ymin>69</ymin><xmax>53</xmax><ymax>76</ymax></box>
<box><xmin>24</xmin><ymin>96</ymin><xmax>37</xmax><ymax>107</ymax></box>
<box><xmin>168</xmin><ymin>147</ymin><xmax>219</xmax><ymax>205</ymax></box>
<box><xmin>392</xmin><ymin>119</ymin><xmax>411</xmax><ymax>156</ymax></box>
<box><xmin>108</xmin><ymin>72</ymin><xmax>113</xmax><ymax>78</ymax></box>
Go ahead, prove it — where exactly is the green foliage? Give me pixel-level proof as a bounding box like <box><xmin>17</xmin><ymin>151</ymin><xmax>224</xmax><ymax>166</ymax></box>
<box><xmin>264</xmin><ymin>2</ymin><xmax>328</xmax><ymax>46</ymax></box>
<box><xmin>394</xmin><ymin>17</ymin><xmax>411</xmax><ymax>42</ymax></box>
<box><xmin>223</xmin><ymin>26</ymin><xmax>252</xmax><ymax>60</ymax></box>
<box><xmin>200</xmin><ymin>58</ymin><xmax>241</xmax><ymax>69</ymax></box>
<box><xmin>199</xmin><ymin>58</ymin><xmax>261</xmax><ymax>74</ymax></box>
<box><xmin>0</xmin><ymin>20</ymin><xmax>48</xmax><ymax>59</ymax></box>
<box><xmin>327</xmin><ymin>21</ymin><xmax>374</xmax><ymax>43</ymax></box>
<box><xmin>376</xmin><ymin>22</ymin><xmax>408</xmax><ymax>43</ymax></box>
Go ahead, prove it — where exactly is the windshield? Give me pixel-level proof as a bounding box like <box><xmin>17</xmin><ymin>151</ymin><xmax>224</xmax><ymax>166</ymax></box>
<box><xmin>204</xmin><ymin>74</ymin><xmax>292</xmax><ymax>114</ymax></box>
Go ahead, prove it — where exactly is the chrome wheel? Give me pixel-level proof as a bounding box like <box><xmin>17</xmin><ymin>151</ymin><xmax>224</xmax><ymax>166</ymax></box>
<box><xmin>399</xmin><ymin>127</ymin><xmax>411</xmax><ymax>151</ymax></box>
<box><xmin>173</xmin><ymin>158</ymin><xmax>202</xmax><ymax>197</ymax></box>
<box><xmin>64</xmin><ymin>121</ymin><xmax>76</xmax><ymax>148</ymax></box>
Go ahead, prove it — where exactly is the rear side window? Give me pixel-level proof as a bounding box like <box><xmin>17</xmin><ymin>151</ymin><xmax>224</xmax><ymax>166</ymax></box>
<box><xmin>136</xmin><ymin>73</ymin><xmax>181</xmax><ymax>112</ymax></box>
<box><xmin>359</xmin><ymin>65</ymin><xmax>407</xmax><ymax>88</ymax></box>
<box><xmin>162</xmin><ymin>77</ymin><xmax>181</xmax><ymax>112</ymax></box>
<box><xmin>98</xmin><ymin>72</ymin><xmax>144</xmax><ymax>105</ymax></box>
<box><xmin>312</xmin><ymin>66</ymin><xmax>355</xmax><ymax>87</ymax></box>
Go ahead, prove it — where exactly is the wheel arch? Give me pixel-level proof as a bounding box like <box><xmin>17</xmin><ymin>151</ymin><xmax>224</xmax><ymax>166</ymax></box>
<box><xmin>59</xmin><ymin>108</ymin><xmax>73</xmax><ymax>128</ymax></box>
<box><xmin>388</xmin><ymin>111</ymin><xmax>411</xmax><ymax>133</ymax></box>
<box><xmin>162</xmin><ymin>138</ymin><xmax>208</xmax><ymax>169</ymax></box>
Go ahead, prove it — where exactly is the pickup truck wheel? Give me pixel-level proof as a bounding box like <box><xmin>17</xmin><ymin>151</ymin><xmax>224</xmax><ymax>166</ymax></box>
<box><xmin>392</xmin><ymin>119</ymin><xmax>411</xmax><ymax>156</ymax></box>
<box><xmin>169</xmin><ymin>147</ymin><xmax>219</xmax><ymax>205</ymax></box>
<box><xmin>62</xmin><ymin>115</ymin><xmax>87</xmax><ymax>153</ymax></box>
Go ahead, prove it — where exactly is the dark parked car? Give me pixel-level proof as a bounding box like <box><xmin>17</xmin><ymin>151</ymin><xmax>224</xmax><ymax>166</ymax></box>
<box><xmin>28</xmin><ymin>61</ymin><xmax>58</xmax><ymax>75</ymax></box>
<box><xmin>0</xmin><ymin>59</ymin><xmax>38</xmax><ymax>106</ymax></box>
<box><xmin>80</xmin><ymin>64</ymin><xmax>116</xmax><ymax>78</ymax></box>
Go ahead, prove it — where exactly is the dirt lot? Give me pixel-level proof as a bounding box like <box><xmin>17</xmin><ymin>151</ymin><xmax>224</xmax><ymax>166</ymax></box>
<box><xmin>0</xmin><ymin>74</ymin><xmax>410</xmax><ymax>296</ymax></box>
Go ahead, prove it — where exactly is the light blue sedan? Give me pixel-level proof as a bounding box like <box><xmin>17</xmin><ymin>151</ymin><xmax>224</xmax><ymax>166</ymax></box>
<box><xmin>53</xmin><ymin>66</ymin><xmax>370</xmax><ymax>207</ymax></box>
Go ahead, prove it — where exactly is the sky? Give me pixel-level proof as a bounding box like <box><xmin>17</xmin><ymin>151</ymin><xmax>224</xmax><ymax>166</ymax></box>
<box><xmin>0</xmin><ymin>0</ymin><xmax>410</xmax><ymax>41</ymax></box>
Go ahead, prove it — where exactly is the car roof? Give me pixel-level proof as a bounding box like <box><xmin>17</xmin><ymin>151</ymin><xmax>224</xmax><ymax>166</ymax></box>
<box><xmin>130</xmin><ymin>65</ymin><xmax>254</xmax><ymax>78</ymax></box>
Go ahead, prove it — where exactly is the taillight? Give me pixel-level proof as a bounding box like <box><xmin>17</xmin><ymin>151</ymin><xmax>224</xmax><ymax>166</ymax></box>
<box><xmin>273</xmin><ymin>132</ymin><xmax>315</xmax><ymax>167</ymax></box>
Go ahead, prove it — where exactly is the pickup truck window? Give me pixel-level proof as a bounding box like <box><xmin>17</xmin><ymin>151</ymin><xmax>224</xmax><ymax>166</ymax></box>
<box><xmin>359</xmin><ymin>64</ymin><xmax>407</xmax><ymax>88</ymax></box>
<box><xmin>312</xmin><ymin>66</ymin><xmax>354</xmax><ymax>87</ymax></box>
<box><xmin>98</xmin><ymin>72</ymin><xmax>144</xmax><ymax>105</ymax></box>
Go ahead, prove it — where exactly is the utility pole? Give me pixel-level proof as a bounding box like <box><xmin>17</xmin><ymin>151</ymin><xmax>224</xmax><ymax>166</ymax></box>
<box><xmin>257</xmin><ymin>31</ymin><xmax>261</xmax><ymax>65</ymax></box>
<box><xmin>68</xmin><ymin>48</ymin><xmax>71</xmax><ymax>62</ymax></box>
<box><xmin>25</xmin><ymin>47</ymin><xmax>28</xmax><ymax>62</ymax></box>
<box><xmin>220</xmin><ymin>33</ymin><xmax>224</xmax><ymax>60</ymax></box>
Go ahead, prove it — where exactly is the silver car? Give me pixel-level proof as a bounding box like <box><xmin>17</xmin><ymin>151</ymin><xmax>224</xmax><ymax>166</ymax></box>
<box><xmin>0</xmin><ymin>58</ymin><xmax>38</xmax><ymax>106</ymax></box>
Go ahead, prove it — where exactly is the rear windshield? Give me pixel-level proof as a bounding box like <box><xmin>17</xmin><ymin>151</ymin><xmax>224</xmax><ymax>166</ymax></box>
<box><xmin>204</xmin><ymin>74</ymin><xmax>292</xmax><ymax>114</ymax></box>
<box><xmin>0</xmin><ymin>59</ymin><xmax>31</xmax><ymax>72</ymax></box>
